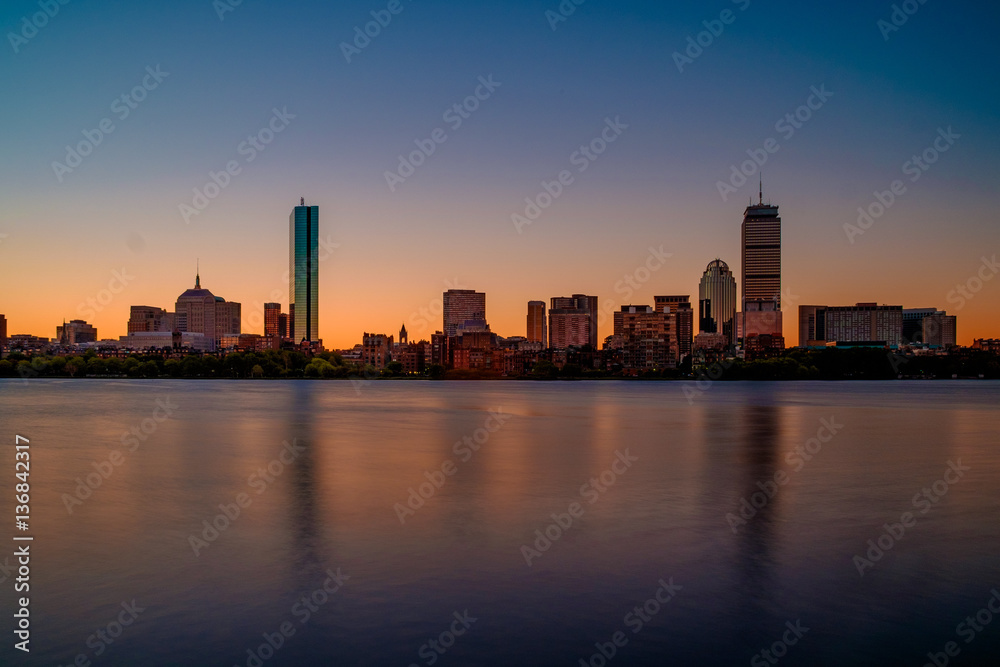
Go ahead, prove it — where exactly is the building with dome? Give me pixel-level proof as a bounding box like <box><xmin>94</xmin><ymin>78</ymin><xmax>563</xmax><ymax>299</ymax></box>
<box><xmin>699</xmin><ymin>259</ymin><xmax>737</xmax><ymax>349</ymax></box>
<box><xmin>174</xmin><ymin>271</ymin><xmax>241</xmax><ymax>350</ymax></box>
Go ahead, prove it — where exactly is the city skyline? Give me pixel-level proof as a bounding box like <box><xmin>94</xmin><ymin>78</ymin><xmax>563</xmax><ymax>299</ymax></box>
<box><xmin>2</xmin><ymin>2</ymin><xmax>998</xmax><ymax>348</ymax></box>
<box><xmin>0</xmin><ymin>190</ymin><xmax>995</xmax><ymax>349</ymax></box>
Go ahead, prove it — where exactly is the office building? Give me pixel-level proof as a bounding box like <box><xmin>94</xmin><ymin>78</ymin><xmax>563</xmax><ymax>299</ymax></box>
<box><xmin>443</xmin><ymin>289</ymin><xmax>487</xmax><ymax>338</ymax></box>
<box><xmin>922</xmin><ymin>312</ymin><xmax>957</xmax><ymax>347</ymax></box>
<box><xmin>264</xmin><ymin>303</ymin><xmax>281</xmax><ymax>337</ymax></box>
<box><xmin>798</xmin><ymin>303</ymin><xmax>903</xmax><ymax>347</ymax></box>
<box><xmin>902</xmin><ymin>308</ymin><xmax>938</xmax><ymax>343</ymax></box>
<box><xmin>278</xmin><ymin>313</ymin><xmax>289</xmax><ymax>340</ymax></box>
<box><xmin>698</xmin><ymin>260</ymin><xmax>737</xmax><ymax>347</ymax></box>
<box><xmin>128</xmin><ymin>306</ymin><xmax>172</xmax><ymax>333</ymax></box>
<box><xmin>290</xmin><ymin>198</ymin><xmax>320</xmax><ymax>343</ymax></box>
<box><xmin>741</xmin><ymin>186</ymin><xmax>782</xmax><ymax>337</ymax></box>
<box><xmin>527</xmin><ymin>301</ymin><xmax>546</xmax><ymax>345</ymax></box>
<box><xmin>57</xmin><ymin>319</ymin><xmax>97</xmax><ymax>345</ymax></box>
<box><xmin>174</xmin><ymin>270</ymin><xmax>241</xmax><ymax>350</ymax></box>
<box><xmin>120</xmin><ymin>331</ymin><xmax>211</xmax><ymax>352</ymax></box>
<box><xmin>549</xmin><ymin>294</ymin><xmax>598</xmax><ymax>349</ymax></box>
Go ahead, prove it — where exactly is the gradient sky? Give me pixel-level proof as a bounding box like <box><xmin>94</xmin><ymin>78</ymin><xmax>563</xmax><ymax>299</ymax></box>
<box><xmin>2</xmin><ymin>0</ymin><xmax>998</xmax><ymax>348</ymax></box>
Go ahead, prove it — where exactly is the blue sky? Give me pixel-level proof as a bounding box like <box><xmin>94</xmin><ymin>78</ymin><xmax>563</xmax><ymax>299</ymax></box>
<box><xmin>2</xmin><ymin>0</ymin><xmax>998</xmax><ymax>345</ymax></box>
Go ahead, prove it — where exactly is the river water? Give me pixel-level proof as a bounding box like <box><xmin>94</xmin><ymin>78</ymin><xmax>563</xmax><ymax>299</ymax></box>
<box><xmin>1</xmin><ymin>380</ymin><xmax>998</xmax><ymax>666</ymax></box>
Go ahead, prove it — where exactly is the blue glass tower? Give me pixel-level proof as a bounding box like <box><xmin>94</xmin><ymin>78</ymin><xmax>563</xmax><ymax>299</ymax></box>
<box><xmin>289</xmin><ymin>198</ymin><xmax>319</xmax><ymax>343</ymax></box>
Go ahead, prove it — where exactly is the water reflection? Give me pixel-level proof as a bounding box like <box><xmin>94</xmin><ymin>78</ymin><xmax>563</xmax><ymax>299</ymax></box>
<box><xmin>286</xmin><ymin>382</ymin><xmax>323</xmax><ymax>583</ymax></box>
<box><xmin>734</xmin><ymin>404</ymin><xmax>781</xmax><ymax>643</ymax></box>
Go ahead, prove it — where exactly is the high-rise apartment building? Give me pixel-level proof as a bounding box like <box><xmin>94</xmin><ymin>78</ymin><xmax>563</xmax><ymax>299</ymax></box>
<box><xmin>527</xmin><ymin>301</ymin><xmax>546</xmax><ymax>345</ymax></box>
<box><xmin>654</xmin><ymin>295</ymin><xmax>693</xmax><ymax>359</ymax></box>
<box><xmin>742</xmin><ymin>187</ymin><xmax>781</xmax><ymax>338</ymax></box>
<box><xmin>549</xmin><ymin>295</ymin><xmax>598</xmax><ymax>349</ymax></box>
<box><xmin>290</xmin><ymin>198</ymin><xmax>320</xmax><ymax>343</ymax></box>
<box><xmin>615</xmin><ymin>305</ymin><xmax>678</xmax><ymax>370</ymax></box>
<box><xmin>443</xmin><ymin>289</ymin><xmax>487</xmax><ymax>338</ymax></box>
<box><xmin>698</xmin><ymin>260</ymin><xmax>737</xmax><ymax>347</ymax></box>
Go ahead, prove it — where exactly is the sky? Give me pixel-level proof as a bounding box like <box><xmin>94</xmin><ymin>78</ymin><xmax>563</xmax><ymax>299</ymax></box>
<box><xmin>2</xmin><ymin>0</ymin><xmax>999</xmax><ymax>348</ymax></box>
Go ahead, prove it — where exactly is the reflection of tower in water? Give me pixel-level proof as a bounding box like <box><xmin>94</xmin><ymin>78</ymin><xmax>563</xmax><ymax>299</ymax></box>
<box><xmin>734</xmin><ymin>404</ymin><xmax>781</xmax><ymax>639</ymax></box>
<box><xmin>286</xmin><ymin>383</ymin><xmax>323</xmax><ymax>581</ymax></box>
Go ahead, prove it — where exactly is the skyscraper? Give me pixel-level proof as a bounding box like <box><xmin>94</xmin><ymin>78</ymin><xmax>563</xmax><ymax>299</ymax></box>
<box><xmin>443</xmin><ymin>289</ymin><xmax>486</xmax><ymax>338</ymax></box>
<box><xmin>290</xmin><ymin>198</ymin><xmax>320</xmax><ymax>343</ymax></box>
<box><xmin>698</xmin><ymin>260</ymin><xmax>737</xmax><ymax>347</ymax></box>
<box><xmin>741</xmin><ymin>183</ymin><xmax>782</xmax><ymax>338</ymax></box>
<box><xmin>264</xmin><ymin>302</ymin><xmax>281</xmax><ymax>337</ymax></box>
<box><xmin>527</xmin><ymin>301</ymin><xmax>546</xmax><ymax>345</ymax></box>
<box><xmin>1</xmin><ymin>313</ymin><xmax>7</xmax><ymax>352</ymax></box>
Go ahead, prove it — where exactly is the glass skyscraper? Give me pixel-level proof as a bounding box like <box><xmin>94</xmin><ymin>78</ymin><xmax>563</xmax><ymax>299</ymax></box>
<box><xmin>289</xmin><ymin>199</ymin><xmax>319</xmax><ymax>343</ymax></box>
<box><xmin>699</xmin><ymin>259</ymin><xmax>737</xmax><ymax>348</ymax></box>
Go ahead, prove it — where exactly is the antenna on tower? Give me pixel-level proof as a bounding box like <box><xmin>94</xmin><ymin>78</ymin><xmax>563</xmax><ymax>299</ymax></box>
<box><xmin>300</xmin><ymin>196</ymin><xmax>305</xmax><ymax>206</ymax></box>
<box><xmin>759</xmin><ymin>174</ymin><xmax>763</xmax><ymax>205</ymax></box>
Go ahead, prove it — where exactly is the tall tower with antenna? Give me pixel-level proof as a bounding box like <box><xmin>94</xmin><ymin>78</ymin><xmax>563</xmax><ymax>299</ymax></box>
<box><xmin>740</xmin><ymin>177</ymin><xmax>782</xmax><ymax>342</ymax></box>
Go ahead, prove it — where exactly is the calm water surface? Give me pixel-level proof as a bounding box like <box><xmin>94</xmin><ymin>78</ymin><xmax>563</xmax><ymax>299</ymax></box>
<box><xmin>1</xmin><ymin>380</ymin><xmax>999</xmax><ymax>666</ymax></box>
